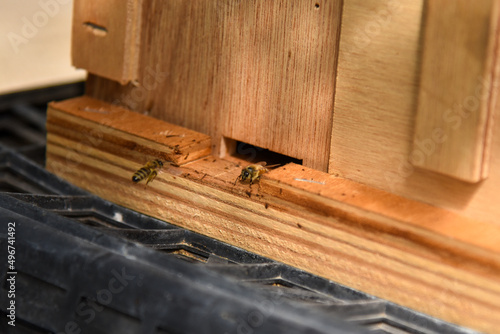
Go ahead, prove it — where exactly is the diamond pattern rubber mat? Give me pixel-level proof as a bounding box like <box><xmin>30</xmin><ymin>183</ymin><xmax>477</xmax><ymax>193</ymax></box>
<box><xmin>0</xmin><ymin>85</ymin><xmax>480</xmax><ymax>334</ymax></box>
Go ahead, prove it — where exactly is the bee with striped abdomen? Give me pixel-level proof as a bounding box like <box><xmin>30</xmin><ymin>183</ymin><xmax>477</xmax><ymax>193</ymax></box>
<box><xmin>132</xmin><ymin>159</ymin><xmax>163</xmax><ymax>185</ymax></box>
<box><xmin>235</xmin><ymin>162</ymin><xmax>279</xmax><ymax>185</ymax></box>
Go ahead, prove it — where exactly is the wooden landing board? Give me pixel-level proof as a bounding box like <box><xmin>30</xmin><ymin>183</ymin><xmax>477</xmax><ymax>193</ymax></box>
<box><xmin>414</xmin><ymin>0</ymin><xmax>500</xmax><ymax>182</ymax></box>
<box><xmin>46</xmin><ymin>97</ymin><xmax>500</xmax><ymax>333</ymax></box>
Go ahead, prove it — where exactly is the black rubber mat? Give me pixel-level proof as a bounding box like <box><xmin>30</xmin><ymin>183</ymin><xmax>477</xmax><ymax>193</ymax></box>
<box><xmin>0</xmin><ymin>85</ymin><xmax>480</xmax><ymax>334</ymax></box>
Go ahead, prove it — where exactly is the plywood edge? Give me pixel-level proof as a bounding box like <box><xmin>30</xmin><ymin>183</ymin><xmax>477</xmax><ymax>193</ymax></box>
<box><xmin>47</xmin><ymin>96</ymin><xmax>211</xmax><ymax>166</ymax></box>
<box><xmin>45</xmin><ymin>97</ymin><xmax>500</xmax><ymax>333</ymax></box>
<box><xmin>481</xmin><ymin>0</ymin><xmax>500</xmax><ymax>179</ymax></box>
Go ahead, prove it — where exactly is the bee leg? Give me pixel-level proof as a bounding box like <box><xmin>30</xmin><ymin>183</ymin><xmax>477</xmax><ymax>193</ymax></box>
<box><xmin>249</xmin><ymin>178</ymin><xmax>258</xmax><ymax>189</ymax></box>
<box><xmin>254</xmin><ymin>175</ymin><xmax>263</xmax><ymax>190</ymax></box>
<box><xmin>146</xmin><ymin>170</ymin><xmax>158</xmax><ymax>185</ymax></box>
<box><xmin>251</xmin><ymin>174</ymin><xmax>261</xmax><ymax>184</ymax></box>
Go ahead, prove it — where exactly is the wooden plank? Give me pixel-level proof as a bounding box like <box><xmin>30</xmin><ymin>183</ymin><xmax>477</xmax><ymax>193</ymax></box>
<box><xmin>215</xmin><ymin>0</ymin><xmax>341</xmax><ymax>170</ymax></box>
<box><xmin>72</xmin><ymin>0</ymin><xmax>142</xmax><ymax>84</ymax></box>
<box><xmin>47</xmin><ymin>96</ymin><xmax>211</xmax><ymax>166</ymax></box>
<box><xmin>330</xmin><ymin>0</ymin><xmax>500</xmax><ymax>225</ymax></box>
<box><xmin>84</xmin><ymin>0</ymin><xmax>343</xmax><ymax>171</ymax></box>
<box><xmin>45</xmin><ymin>98</ymin><xmax>500</xmax><ymax>332</ymax></box>
<box><xmin>414</xmin><ymin>0</ymin><xmax>500</xmax><ymax>182</ymax></box>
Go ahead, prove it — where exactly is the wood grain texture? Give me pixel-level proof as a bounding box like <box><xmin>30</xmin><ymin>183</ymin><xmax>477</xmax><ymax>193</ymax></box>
<box><xmin>84</xmin><ymin>0</ymin><xmax>343</xmax><ymax>171</ymax></box>
<box><xmin>414</xmin><ymin>0</ymin><xmax>500</xmax><ymax>182</ymax></box>
<box><xmin>47</xmin><ymin>96</ymin><xmax>211</xmax><ymax>166</ymax></box>
<box><xmin>330</xmin><ymin>0</ymin><xmax>500</xmax><ymax>225</ymax></box>
<box><xmin>72</xmin><ymin>0</ymin><xmax>142</xmax><ymax>83</ymax></box>
<box><xmin>45</xmin><ymin>98</ymin><xmax>500</xmax><ymax>333</ymax></box>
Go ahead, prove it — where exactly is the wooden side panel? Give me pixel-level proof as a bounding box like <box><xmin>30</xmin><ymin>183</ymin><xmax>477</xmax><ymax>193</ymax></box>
<box><xmin>84</xmin><ymin>0</ymin><xmax>343</xmax><ymax>171</ymax></box>
<box><xmin>45</xmin><ymin>97</ymin><xmax>500</xmax><ymax>332</ymax></box>
<box><xmin>330</xmin><ymin>0</ymin><xmax>500</xmax><ymax>225</ymax></box>
<box><xmin>72</xmin><ymin>0</ymin><xmax>142</xmax><ymax>84</ymax></box>
<box><xmin>414</xmin><ymin>0</ymin><xmax>500</xmax><ymax>182</ymax></box>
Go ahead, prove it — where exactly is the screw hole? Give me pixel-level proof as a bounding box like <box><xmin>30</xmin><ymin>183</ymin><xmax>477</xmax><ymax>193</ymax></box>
<box><xmin>315</xmin><ymin>3</ymin><xmax>320</xmax><ymax>9</ymax></box>
<box><xmin>83</xmin><ymin>21</ymin><xmax>108</xmax><ymax>37</ymax></box>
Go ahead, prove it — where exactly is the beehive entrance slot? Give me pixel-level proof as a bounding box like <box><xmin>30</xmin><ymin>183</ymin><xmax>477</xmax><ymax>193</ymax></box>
<box><xmin>224</xmin><ymin>137</ymin><xmax>303</xmax><ymax>166</ymax></box>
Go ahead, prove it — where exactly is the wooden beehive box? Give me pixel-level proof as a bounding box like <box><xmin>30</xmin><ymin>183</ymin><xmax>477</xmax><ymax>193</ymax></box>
<box><xmin>46</xmin><ymin>1</ymin><xmax>500</xmax><ymax>332</ymax></box>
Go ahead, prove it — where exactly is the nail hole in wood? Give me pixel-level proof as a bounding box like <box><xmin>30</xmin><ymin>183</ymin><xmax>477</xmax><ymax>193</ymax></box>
<box><xmin>83</xmin><ymin>21</ymin><xmax>108</xmax><ymax>37</ymax></box>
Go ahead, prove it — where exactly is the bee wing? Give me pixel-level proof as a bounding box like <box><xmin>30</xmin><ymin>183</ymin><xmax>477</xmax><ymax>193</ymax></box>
<box><xmin>255</xmin><ymin>161</ymin><xmax>267</xmax><ymax>167</ymax></box>
<box><xmin>264</xmin><ymin>164</ymin><xmax>281</xmax><ymax>169</ymax></box>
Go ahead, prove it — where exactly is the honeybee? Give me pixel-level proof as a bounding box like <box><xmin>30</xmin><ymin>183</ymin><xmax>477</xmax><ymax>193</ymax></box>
<box><xmin>235</xmin><ymin>162</ymin><xmax>279</xmax><ymax>185</ymax></box>
<box><xmin>132</xmin><ymin>159</ymin><xmax>163</xmax><ymax>185</ymax></box>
